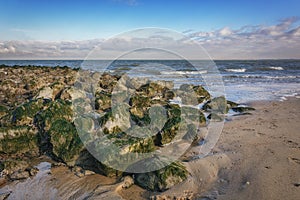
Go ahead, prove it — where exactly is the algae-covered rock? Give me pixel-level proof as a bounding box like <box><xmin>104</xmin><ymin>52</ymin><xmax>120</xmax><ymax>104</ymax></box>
<box><xmin>231</xmin><ymin>106</ymin><xmax>255</xmax><ymax>113</ymax></box>
<box><xmin>11</xmin><ymin>99</ymin><xmax>44</xmax><ymax>126</ymax></box>
<box><xmin>207</xmin><ymin>113</ymin><xmax>224</xmax><ymax>122</ymax></box>
<box><xmin>202</xmin><ymin>96</ymin><xmax>228</xmax><ymax>114</ymax></box>
<box><xmin>193</xmin><ymin>85</ymin><xmax>211</xmax><ymax>103</ymax></box>
<box><xmin>129</xmin><ymin>94</ymin><xmax>151</xmax><ymax>119</ymax></box>
<box><xmin>137</xmin><ymin>82</ymin><xmax>167</xmax><ymax>98</ymax></box>
<box><xmin>0</xmin><ymin>126</ymin><xmax>39</xmax><ymax>156</ymax></box>
<box><xmin>134</xmin><ymin>161</ymin><xmax>188</xmax><ymax>191</ymax></box>
<box><xmin>0</xmin><ymin>105</ymin><xmax>8</xmax><ymax>119</ymax></box>
<box><xmin>1</xmin><ymin>159</ymin><xmax>30</xmax><ymax>175</ymax></box>
<box><xmin>49</xmin><ymin>119</ymin><xmax>83</xmax><ymax>165</ymax></box>
<box><xmin>156</xmin><ymin>104</ymin><xmax>181</xmax><ymax>145</ymax></box>
<box><xmin>35</xmin><ymin>99</ymin><xmax>73</xmax><ymax>130</ymax></box>
<box><xmin>100</xmin><ymin>103</ymin><xmax>131</xmax><ymax>134</ymax></box>
<box><xmin>98</xmin><ymin>73</ymin><xmax>120</xmax><ymax>93</ymax></box>
<box><xmin>95</xmin><ymin>91</ymin><xmax>112</xmax><ymax>112</ymax></box>
<box><xmin>176</xmin><ymin>84</ymin><xmax>210</xmax><ymax>105</ymax></box>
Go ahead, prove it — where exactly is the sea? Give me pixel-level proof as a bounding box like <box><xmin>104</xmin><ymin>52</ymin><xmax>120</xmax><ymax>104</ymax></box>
<box><xmin>1</xmin><ymin>59</ymin><xmax>299</xmax><ymax>103</ymax></box>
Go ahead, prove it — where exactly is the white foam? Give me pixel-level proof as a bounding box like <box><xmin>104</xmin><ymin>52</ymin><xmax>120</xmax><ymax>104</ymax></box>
<box><xmin>225</xmin><ymin>68</ymin><xmax>246</xmax><ymax>73</ymax></box>
<box><xmin>269</xmin><ymin>66</ymin><xmax>284</xmax><ymax>70</ymax></box>
<box><xmin>161</xmin><ymin>70</ymin><xmax>207</xmax><ymax>75</ymax></box>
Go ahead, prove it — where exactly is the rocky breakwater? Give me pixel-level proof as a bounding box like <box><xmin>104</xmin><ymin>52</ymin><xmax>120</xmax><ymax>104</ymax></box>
<box><xmin>0</xmin><ymin>65</ymin><xmax>255</xmax><ymax>198</ymax></box>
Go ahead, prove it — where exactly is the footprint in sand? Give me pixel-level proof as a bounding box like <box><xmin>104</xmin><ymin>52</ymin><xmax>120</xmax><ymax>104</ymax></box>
<box><xmin>284</xmin><ymin>140</ymin><xmax>300</xmax><ymax>149</ymax></box>
<box><xmin>288</xmin><ymin>157</ymin><xmax>300</xmax><ymax>164</ymax></box>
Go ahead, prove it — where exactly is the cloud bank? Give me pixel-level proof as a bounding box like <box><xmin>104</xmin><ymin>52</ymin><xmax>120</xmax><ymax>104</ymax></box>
<box><xmin>0</xmin><ymin>17</ymin><xmax>299</xmax><ymax>60</ymax></box>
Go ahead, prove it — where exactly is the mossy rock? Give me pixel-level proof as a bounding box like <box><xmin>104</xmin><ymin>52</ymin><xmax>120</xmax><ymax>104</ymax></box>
<box><xmin>207</xmin><ymin>113</ymin><xmax>224</xmax><ymax>122</ymax></box>
<box><xmin>98</xmin><ymin>73</ymin><xmax>120</xmax><ymax>93</ymax></box>
<box><xmin>49</xmin><ymin>119</ymin><xmax>83</xmax><ymax>165</ymax></box>
<box><xmin>0</xmin><ymin>126</ymin><xmax>39</xmax><ymax>156</ymax></box>
<box><xmin>134</xmin><ymin>161</ymin><xmax>188</xmax><ymax>191</ymax></box>
<box><xmin>231</xmin><ymin>106</ymin><xmax>255</xmax><ymax>113</ymax></box>
<box><xmin>11</xmin><ymin>99</ymin><xmax>44</xmax><ymax>125</ymax></box>
<box><xmin>2</xmin><ymin>159</ymin><xmax>29</xmax><ymax>174</ymax></box>
<box><xmin>0</xmin><ymin>105</ymin><xmax>8</xmax><ymax>118</ymax></box>
<box><xmin>137</xmin><ymin>82</ymin><xmax>166</xmax><ymax>98</ymax></box>
<box><xmin>95</xmin><ymin>91</ymin><xmax>112</xmax><ymax>111</ymax></box>
<box><xmin>226</xmin><ymin>100</ymin><xmax>239</xmax><ymax>108</ymax></box>
<box><xmin>99</xmin><ymin>103</ymin><xmax>131</xmax><ymax>134</ymax></box>
<box><xmin>193</xmin><ymin>85</ymin><xmax>211</xmax><ymax>103</ymax></box>
<box><xmin>35</xmin><ymin>99</ymin><xmax>73</xmax><ymax>130</ymax></box>
<box><xmin>154</xmin><ymin>104</ymin><xmax>180</xmax><ymax>145</ymax></box>
<box><xmin>129</xmin><ymin>95</ymin><xmax>151</xmax><ymax>118</ymax></box>
<box><xmin>202</xmin><ymin>96</ymin><xmax>228</xmax><ymax>114</ymax></box>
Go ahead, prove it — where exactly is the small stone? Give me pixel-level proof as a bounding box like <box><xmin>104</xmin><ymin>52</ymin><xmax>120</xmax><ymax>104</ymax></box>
<box><xmin>84</xmin><ymin>170</ymin><xmax>95</xmax><ymax>176</ymax></box>
<box><xmin>122</xmin><ymin>176</ymin><xmax>134</xmax><ymax>189</ymax></box>
<box><xmin>10</xmin><ymin>171</ymin><xmax>30</xmax><ymax>180</ymax></box>
<box><xmin>75</xmin><ymin>171</ymin><xmax>85</xmax><ymax>178</ymax></box>
<box><xmin>26</xmin><ymin>167</ymin><xmax>39</xmax><ymax>176</ymax></box>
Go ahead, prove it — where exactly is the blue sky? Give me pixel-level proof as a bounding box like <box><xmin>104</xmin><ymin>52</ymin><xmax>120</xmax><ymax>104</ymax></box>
<box><xmin>0</xmin><ymin>0</ymin><xmax>300</xmax><ymax>59</ymax></box>
<box><xmin>1</xmin><ymin>0</ymin><xmax>299</xmax><ymax>40</ymax></box>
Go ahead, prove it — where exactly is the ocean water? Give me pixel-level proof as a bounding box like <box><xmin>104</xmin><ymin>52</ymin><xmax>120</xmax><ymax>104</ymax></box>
<box><xmin>1</xmin><ymin>59</ymin><xmax>299</xmax><ymax>103</ymax></box>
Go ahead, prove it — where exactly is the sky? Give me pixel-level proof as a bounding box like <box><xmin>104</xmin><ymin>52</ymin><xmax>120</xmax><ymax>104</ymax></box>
<box><xmin>0</xmin><ymin>0</ymin><xmax>300</xmax><ymax>59</ymax></box>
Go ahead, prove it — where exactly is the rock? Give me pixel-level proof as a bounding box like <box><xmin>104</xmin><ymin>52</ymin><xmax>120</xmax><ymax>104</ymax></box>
<box><xmin>84</xmin><ymin>170</ymin><xmax>95</xmax><ymax>176</ymax></box>
<box><xmin>95</xmin><ymin>91</ymin><xmax>112</xmax><ymax>111</ymax></box>
<box><xmin>207</xmin><ymin>113</ymin><xmax>224</xmax><ymax>122</ymax></box>
<box><xmin>226</xmin><ymin>100</ymin><xmax>239</xmax><ymax>108</ymax></box>
<box><xmin>129</xmin><ymin>95</ymin><xmax>151</xmax><ymax>118</ymax></box>
<box><xmin>134</xmin><ymin>161</ymin><xmax>188</xmax><ymax>191</ymax></box>
<box><xmin>202</xmin><ymin>96</ymin><xmax>228</xmax><ymax>114</ymax></box>
<box><xmin>192</xmin><ymin>85</ymin><xmax>211</xmax><ymax>103</ymax></box>
<box><xmin>2</xmin><ymin>160</ymin><xmax>29</xmax><ymax>175</ymax></box>
<box><xmin>26</xmin><ymin>167</ymin><xmax>39</xmax><ymax>176</ymax></box>
<box><xmin>101</xmin><ymin>103</ymin><xmax>131</xmax><ymax>134</ymax></box>
<box><xmin>49</xmin><ymin>119</ymin><xmax>83</xmax><ymax>166</ymax></box>
<box><xmin>0</xmin><ymin>105</ymin><xmax>8</xmax><ymax>118</ymax></box>
<box><xmin>35</xmin><ymin>99</ymin><xmax>73</xmax><ymax>130</ymax></box>
<box><xmin>0</xmin><ymin>126</ymin><xmax>39</xmax><ymax>156</ymax></box>
<box><xmin>231</xmin><ymin>106</ymin><xmax>255</xmax><ymax>113</ymax></box>
<box><xmin>60</xmin><ymin>87</ymin><xmax>86</xmax><ymax>101</ymax></box>
<box><xmin>122</xmin><ymin>176</ymin><xmax>134</xmax><ymax>189</ymax></box>
<box><xmin>35</xmin><ymin>86</ymin><xmax>53</xmax><ymax>100</ymax></box>
<box><xmin>177</xmin><ymin>84</ymin><xmax>210</xmax><ymax>105</ymax></box>
<box><xmin>9</xmin><ymin>170</ymin><xmax>30</xmax><ymax>180</ymax></box>
<box><xmin>99</xmin><ymin>73</ymin><xmax>120</xmax><ymax>93</ymax></box>
<box><xmin>11</xmin><ymin>99</ymin><xmax>44</xmax><ymax>126</ymax></box>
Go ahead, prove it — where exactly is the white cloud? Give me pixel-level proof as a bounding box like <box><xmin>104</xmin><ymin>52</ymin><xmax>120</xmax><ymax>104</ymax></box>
<box><xmin>0</xmin><ymin>17</ymin><xmax>299</xmax><ymax>59</ymax></box>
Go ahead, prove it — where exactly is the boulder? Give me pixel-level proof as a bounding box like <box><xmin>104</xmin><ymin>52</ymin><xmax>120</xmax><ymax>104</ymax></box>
<box><xmin>202</xmin><ymin>96</ymin><xmax>228</xmax><ymax>114</ymax></box>
<box><xmin>134</xmin><ymin>161</ymin><xmax>188</xmax><ymax>191</ymax></box>
<box><xmin>49</xmin><ymin>119</ymin><xmax>83</xmax><ymax>166</ymax></box>
<box><xmin>11</xmin><ymin>99</ymin><xmax>44</xmax><ymax>126</ymax></box>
